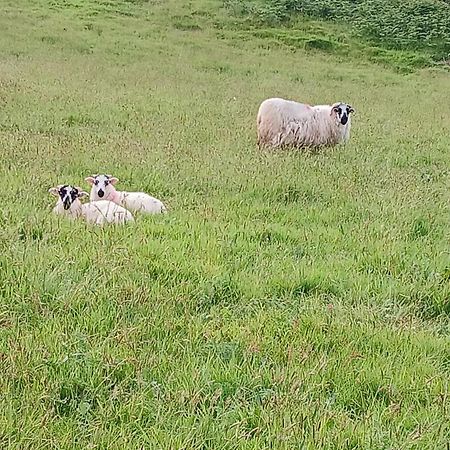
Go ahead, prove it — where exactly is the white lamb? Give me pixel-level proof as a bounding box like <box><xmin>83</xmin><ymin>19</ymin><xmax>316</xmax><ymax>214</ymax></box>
<box><xmin>49</xmin><ymin>184</ymin><xmax>134</xmax><ymax>225</ymax></box>
<box><xmin>85</xmin><ymin>174</ymin><xmax>167</xmax><ymax>214</ymax></box>
<box><xmin>257</xmin><ymin>98</ymin><xmax>355</xmax><ymax>149</ymax></box>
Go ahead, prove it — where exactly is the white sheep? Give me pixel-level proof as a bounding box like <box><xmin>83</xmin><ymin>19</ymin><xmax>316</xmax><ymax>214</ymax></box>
<box><xmin>85</xmin><ymin>174</ymin><xmax>167</xmax><ymax>214</ymax></box>
<box><xmin>257</xmin><ymin>98</ymin><xmax>355</xmax><ymax>149</ymax></box>
<box><xmin>49</xmin><ymin>184</ymin><xmax>134</xmax><ymax>225</ymax></box>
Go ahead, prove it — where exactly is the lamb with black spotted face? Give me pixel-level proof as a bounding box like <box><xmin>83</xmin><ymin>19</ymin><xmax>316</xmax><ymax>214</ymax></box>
<box><xmin>49</xmin><ymin>184</ymin><xmax>134</xmax><ymax>225</ymax></box>
<box><xmin>58</xmin><ymin>184</ymin><xmax>83</xmax><ymax>211</ymax></box>
<box><xmin>85</xmin><ymin>174</ymin><xmax>167</xmax><ymax>215</ymax></box>
<box><xmin>49</xmin><ymin>184</ymin><xmax>88</xmax><ymax>215</ymax></box>
<box><xmin>88</xmin><ymin>174</ymin><xmax>115</xmax><ymax>200</ymax></box>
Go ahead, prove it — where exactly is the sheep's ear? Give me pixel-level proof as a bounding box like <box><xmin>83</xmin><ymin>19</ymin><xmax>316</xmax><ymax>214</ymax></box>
<box><xmin>77</xmin><ymin>190</ymin><xmax>89</xmax><ymax>199</ymax></box>
<box><xmin>109</xmin><ymin>177</ymin><xmax>119</xmax><ymax>185</ymax></box>
<box><xmin>49</xmin><ymin>187</ymin><xmax>59</xmax><ymax>197</ymax></box>
<box><xmin>348</xmin><ymin>105</ymin><xmax>355</xmax><ymax>114</ymax></box>
<box><xmin>85</xmin><ymin>176</ymin><xmax>95</xmax><ymax>185</ymax></box>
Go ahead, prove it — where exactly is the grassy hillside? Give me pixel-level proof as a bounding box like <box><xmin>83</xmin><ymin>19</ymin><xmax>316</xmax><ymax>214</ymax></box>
<box><xmin>0</xmin><ymin>0</ymin><xmax>449</xmax><ymax>448</ymax></box>
<box><xmin>225</xmin><ymin>0</ymin><xmax>450</xmax><ymax>70</ymax></box>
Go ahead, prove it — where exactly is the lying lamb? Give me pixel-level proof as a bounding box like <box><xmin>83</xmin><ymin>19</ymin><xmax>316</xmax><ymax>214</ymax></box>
<box><xmin>85</xmin><ymin>174</ymin><xmax>167</xmax><ymax>214</ymax></box>
<box><xmin>257</xmin><ymin>98</ymin><xmax>355</xmax><ymax>149</ymax></box>
<box><xmin>49</xmin><ymin>184</ymin><xmax>134</xmax><ymax>225</ymax></box>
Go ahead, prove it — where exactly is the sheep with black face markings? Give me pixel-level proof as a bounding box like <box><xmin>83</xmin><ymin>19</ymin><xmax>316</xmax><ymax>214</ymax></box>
<box><xmin>49</xmin><ymin>184</ymin><xmax>134</xmax><ymax>225</ymax></box>
<box><xmin>85</xmin><ymin>174</ymin><xmax>167</xmax><ymax>215</ymax></box>
<box><xmin>257</xmin><ymin>98</ymin><xmax>355</xmax><ymax>149</ymax></box>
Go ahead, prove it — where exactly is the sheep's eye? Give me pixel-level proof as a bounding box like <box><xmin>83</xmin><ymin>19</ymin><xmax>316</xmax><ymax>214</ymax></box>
<box><xmin>105</xmin><ymin>180</ymin><xmax>109</xmax><ymax>185</ymax></box>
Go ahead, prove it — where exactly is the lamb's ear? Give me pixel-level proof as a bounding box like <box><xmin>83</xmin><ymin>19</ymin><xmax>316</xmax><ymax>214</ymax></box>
<box><xmin>49</xmin><ymin>187</ymin><xmax>59</xmax><ymax>197</ymax></box>
<box><xmin>85</xmin><ymin>176</ymin><xmax>95</xmax><ymax>185</ymax></box>
<box><xmin>109</xmin><ymin>177</ymin><xmax>119</xmax><ymax>185</ymax></box>
<box><xmin>348</xmin><ymin>105</ymin><xmax>355</xmax><ymax>114</ymax></box>
<box><xmin>77</xmin><ymin>190</ymin><xmax>89</xmax><ymax>199</ymax></box>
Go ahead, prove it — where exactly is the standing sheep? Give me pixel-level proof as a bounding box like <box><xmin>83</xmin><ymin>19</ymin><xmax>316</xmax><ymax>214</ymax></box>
<box><xmin>257</xmin><ymin>98</ymin><xmax>355</xmax><ymax>149</ymax></box>
<box><xmin>85</xmin><ymin>174</ymin><xmax>167</xmax><ymax>214</ymax></box>
<box><xmin>49</xmin><ymin>184</ymin><xmax>134</xmax><ymax>225</ymax></box>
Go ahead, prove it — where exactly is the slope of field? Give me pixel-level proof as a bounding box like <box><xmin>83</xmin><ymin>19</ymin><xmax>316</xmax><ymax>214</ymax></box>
<box><xmin>0</xmin><ymin>0</ymin><xmax>449</xmax><ymax>448</ymax></box>
<box><xmin>225</xmin><ymin>0</ymin><xmax>450</xmax><ymax>69</ymax></box>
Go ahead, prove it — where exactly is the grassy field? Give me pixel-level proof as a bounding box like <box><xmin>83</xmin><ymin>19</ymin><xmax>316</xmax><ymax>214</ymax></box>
<box><xmin>224</xmin><ymin>0</ymin><xmax>450</xmax><ymax>68</ymax></box>
<box><xmin>0</xmin><ymin>0</ymin><xmax>449</xmax><ymax>448</ymax></box>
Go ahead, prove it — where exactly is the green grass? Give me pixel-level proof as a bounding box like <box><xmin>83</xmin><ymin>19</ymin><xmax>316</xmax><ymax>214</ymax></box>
<box><xmin>0</xmin><ymin>0</ymin><xmax>449</xmax><ymax>448</ymax></box>
<box><xmin>224</xmin><ymin>0</ymin><xmax>450</xmax><ymax>69</ymax></box>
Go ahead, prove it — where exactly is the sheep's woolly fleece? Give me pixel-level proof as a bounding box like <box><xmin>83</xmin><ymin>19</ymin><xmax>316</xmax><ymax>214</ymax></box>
<box><xmin>49</xmin><ymin>184</ymin><xmax>134</xmax><ymax>225</ymax></box>
<box><xmin>257</xmin><ymin>98</ymin><xmax>354</xmax><ymax>149</ymax></box>
<box><xmin>85</xmin><ymin>174</ymin><xmax>167</xmax><ymax>214</ymax></box>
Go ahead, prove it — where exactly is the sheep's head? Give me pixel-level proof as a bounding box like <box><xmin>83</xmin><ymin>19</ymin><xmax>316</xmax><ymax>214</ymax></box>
<box><xmin>49</xmin><ymin>185</ymin><xmax>88</xmax><ymax>210</ymax></box>
<box><xmin>85</xmin><ymin>174</ymin><xmax>118</xmax><ymax>200</ymax></box>
<box><xmin>331</xmin><ymin>102</ymin><xmax>354</xmax><ymax>126</ymax></box>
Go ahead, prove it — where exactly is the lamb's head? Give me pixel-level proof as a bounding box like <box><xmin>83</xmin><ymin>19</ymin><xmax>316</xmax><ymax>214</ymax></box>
<box><xmin>331</xmin><ymin>102</ymin><xmax>355</xmax><ymax>126</ymax></box>
<box><xmin>85</xmin><ymin>174</ymin><xmax>118</xmax><ymax>200</ymax></box>
<box><xmin>49</xmin><ymin>184</ymin><xmax>88</xmax><ymax>210</ymax></box>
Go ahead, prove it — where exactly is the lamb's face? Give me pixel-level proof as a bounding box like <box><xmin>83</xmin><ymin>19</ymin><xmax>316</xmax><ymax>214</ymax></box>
<box><xmin>85</xmin><ymin>174</ymin><xmax>118</xmax><ymax>199</ymax></box>
<box><xmin>49</xmin><ymin>184</ymin><xmax>87</xmax><ymax>210</ymax></box>
<box><xmin>331</xmin><ymin>103</ymin><xmax>354</xmax><ymax>126</ymax></box>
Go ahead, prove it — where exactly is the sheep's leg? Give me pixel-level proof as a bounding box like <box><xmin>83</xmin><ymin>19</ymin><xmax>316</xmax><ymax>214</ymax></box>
<box><xmin>271</xmin><ymin>132</ymin><xmax>285</xmax><ymax>147</ymax></box>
